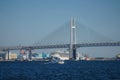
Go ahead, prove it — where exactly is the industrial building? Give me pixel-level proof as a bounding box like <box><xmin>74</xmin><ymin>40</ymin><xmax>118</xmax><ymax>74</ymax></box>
<box><xmin>6</xmin><ymin>52</ymin><xmax>17</xmax><ymax>60</ymax></box>
<box><xmin>0</xmin><ymin>52</ymin><xmax>6</xmax><ymax>60</ymax></box>
<box><xmin>0</xmin><ymin>52</ymin><xmax>17</xmax><ymax>60</ymax></box>
<box><xmin>32</xmin><ymin>53</ymin><xmax>50</xmax><ymax>60</ymax></box>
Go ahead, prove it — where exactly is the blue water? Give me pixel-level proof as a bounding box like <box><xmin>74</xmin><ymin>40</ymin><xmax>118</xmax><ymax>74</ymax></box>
<box><xmin>0</xmin><ymin>61</ymin><xmax>120</xmax><ymax>80</ymax></box>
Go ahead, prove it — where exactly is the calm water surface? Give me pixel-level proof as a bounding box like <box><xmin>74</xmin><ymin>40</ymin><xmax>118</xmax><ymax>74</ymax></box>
<box><xmin>0</xmin><ymin>61</ymin><xmax>120</xmax><ymax>80</ymax></box>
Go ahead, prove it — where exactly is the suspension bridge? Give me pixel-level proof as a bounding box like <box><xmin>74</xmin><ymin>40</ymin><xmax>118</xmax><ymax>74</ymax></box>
<box><xmin>0</xmin><ymin>18</ymin><xmax>120</xmax><ymax>60</ymax></box>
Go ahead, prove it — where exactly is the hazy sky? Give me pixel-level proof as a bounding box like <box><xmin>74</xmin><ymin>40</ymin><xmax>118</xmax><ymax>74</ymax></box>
<box><xmin>0</xmin><ymin>0</ymin><xmax>120</xmax><ymax>57</ymax></box>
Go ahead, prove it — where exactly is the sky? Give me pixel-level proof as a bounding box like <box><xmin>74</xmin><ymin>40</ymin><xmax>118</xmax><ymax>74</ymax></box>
<box><xmin>0</xmin><ymin>0</ymin><xmax>120</xmax><ymax>57</ymax></box>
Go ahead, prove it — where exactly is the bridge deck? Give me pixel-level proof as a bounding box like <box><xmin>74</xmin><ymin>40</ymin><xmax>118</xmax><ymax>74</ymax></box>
<box><xmin>0</xmin><ymin>42</ymin><xmax>120</xmax><ymax>51</ymax></box>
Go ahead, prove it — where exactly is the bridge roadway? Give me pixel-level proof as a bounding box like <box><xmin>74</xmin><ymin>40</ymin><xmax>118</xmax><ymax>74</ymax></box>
<box><xmin>0</xmin><ymin>42</ymin><xmax>120</xmax><ymax>51</ymax></box>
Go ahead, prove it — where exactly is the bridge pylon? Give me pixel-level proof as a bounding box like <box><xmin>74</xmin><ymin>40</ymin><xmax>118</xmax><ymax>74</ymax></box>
<box><xmin>69</xmin><ymin>17</ymin><xmax>77</xmax><ymax>60</ymax></box>
<box><xmin>27</xmin><ymin>48</ymin><xmax>32</xmax><ymax>60</ymax></box>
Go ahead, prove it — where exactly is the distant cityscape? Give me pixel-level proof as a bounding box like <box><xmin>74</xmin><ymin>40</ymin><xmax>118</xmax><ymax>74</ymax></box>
<box><xmin>0</xmin><ymin>50</ymin><xmax>120</xmax><ymax>61</ymax></box>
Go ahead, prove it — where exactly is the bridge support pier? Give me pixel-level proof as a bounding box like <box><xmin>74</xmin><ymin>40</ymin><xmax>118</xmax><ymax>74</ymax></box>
<box><xmin>28</xmin><ymin>48</ymin><xmax>32</xmax><ymax>60</ymax></box>
<box><xmin>73</xmin><ymin>46</ymin><xmax>76</xmax><ymax>59</ymax></box>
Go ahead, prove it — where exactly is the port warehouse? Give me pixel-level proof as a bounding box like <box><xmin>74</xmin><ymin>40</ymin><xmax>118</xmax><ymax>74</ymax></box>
<box><xmin>0</xmin><ymin>52</ymin><xmax>17</xmax><ymax>60</ymax></box>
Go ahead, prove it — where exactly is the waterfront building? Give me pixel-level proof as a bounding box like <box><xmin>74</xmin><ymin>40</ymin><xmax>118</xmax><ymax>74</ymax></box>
<box><xmin>0</xmin><ymin>52</ymin><xmax>6</xmax><ymax>60</ymax></box>
<box><xmin>42</xmin><ymin>52</ymin><xmax>50</xmax><ymax>58</ymax></box>
<box><xmin>6</xmin><ymin>52</ymin><xmax>17</xmax><ymax>60</ymax></box>
<box><xmin>10</xmin><ymin>53</ymin><xmax>17</xmax><ymax>60</ymax></box>
<box><xmin>31</xmin><ymin>53</ymin><xmax>50</xmax><ymax>60</ymax></box>
<box><xmin>32</xmin><ymin>53</ymin><xmax>42</xmax><ymax>59</ymax></box>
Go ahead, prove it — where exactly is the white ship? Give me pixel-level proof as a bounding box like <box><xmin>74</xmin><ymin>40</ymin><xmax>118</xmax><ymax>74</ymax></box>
<box><xmin>58</xmin><ymin>60</ymin><xmax>64</xmax><ymax>64</ymax></box>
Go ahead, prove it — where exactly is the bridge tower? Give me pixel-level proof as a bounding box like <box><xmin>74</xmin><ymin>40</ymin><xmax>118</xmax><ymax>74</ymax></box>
<box><xmin>27</xmin><ymin>48</ymin><xmax>32</xmax><ymax>60</ymax></box>
<box><xmin>70</xmin><ymin>17</ymin><xmax>77</xmax><ymax>59</ymax></box>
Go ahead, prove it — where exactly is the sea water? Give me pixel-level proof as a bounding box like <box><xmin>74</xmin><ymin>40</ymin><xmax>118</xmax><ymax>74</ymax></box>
<box><xmin>0</xmin><ymin>61</ymin><xmax>120</xmax><ymax>80</ymax></box>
